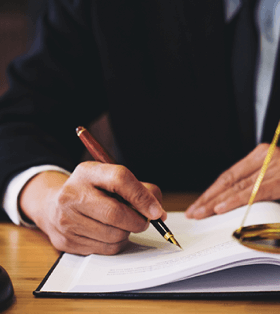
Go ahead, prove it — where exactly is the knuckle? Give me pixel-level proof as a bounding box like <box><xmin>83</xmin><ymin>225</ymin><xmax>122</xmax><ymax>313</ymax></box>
<box><xmin>218</xmin><ymin>171</ymin><xmax>235</xmax><ymax>188</ymax></box>
<box><xmin>57</xmin><ymin>217</ymin><xmax>75</xmax><ymax>235</ymax></box>
<box><xmin>249</xmin><ymin>175</ymin><xmax>256</xmax><ymax>186</ymax></box>
<box><xmin>132</xmin><ymin>219</ymin><xmax>149</xmax><ymax>233</ymax></box>
<box><xmin>51</xmin><ymin>236</ymin><xmax>92</xmax><ymax>256</ymax></box>
<box><xmin>56</xmin><ymin>191</ymin><xmax>70</xmax><ymax>208</ymax></box>
<box><xmin>111</xmin><ymin>165</ymin><xmax>131</xmax><ymax>186</ymax></box>
<box><xmin>131</xmin><ymin>186</ymin><xmax>153</xmax><ymax>207</ymax></box>
<box><xmin>75</xmin><ymin>161</ymin><xmax>92</xmax><ymax>173</ymax></box>
<box><xmin>73</xmin><ymin>161</ymin><xmax>100</xmax><ymax>180</ymax></box>
<box><xmin>103</xmin><ymin>241</ymin><xmax>128</xmax><ymax>256</ymax></box>
<box><xmin>233</xmin><ymin>180</ymin><xmax>246</xmax><ymax>192</ymax></box>
<box><xmin>54</xmin><ymin>207</ymin><xmax>76</xmax><ymax>235</ymax></box>
<box><xmin>56</xmin><ymin>185</ymin><xmax>76</xmax><ymax>207</ymax></box>
<box><xmin>106</xmin><ymin>229</ymin><xmax>130</xmax><ymax>244</ymax></box>
<box><xmin>103</xmin><ymin>202</ymin><xmax>122</xmax><ymax>225</ymax></box>
<box><xmin>73</xmin><ymin>162</ymin><xmax>89</xmax><ymax>177</ymax></box>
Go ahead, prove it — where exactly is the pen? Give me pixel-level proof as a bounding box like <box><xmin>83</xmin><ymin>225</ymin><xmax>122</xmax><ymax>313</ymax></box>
<box><xmin>76</xmin><ymin>126</ymin><xmax>182</xmax><ymax>249</ymax></box>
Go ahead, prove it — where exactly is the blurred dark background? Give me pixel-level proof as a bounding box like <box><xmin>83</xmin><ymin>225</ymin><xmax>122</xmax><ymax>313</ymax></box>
<box><xmin>0</xmin><ymin>0</ymin><xmax>117</xmax><ymax>223</ymax></box>
<box><xmin>0</xmin><ymin>0</ymin><xmax>45</xmax><ymax>96</ymax></box>
<box><xmin>0</xmin><ymin>0</ymin><xmax>46</xmax><ymax>221</ymax></box>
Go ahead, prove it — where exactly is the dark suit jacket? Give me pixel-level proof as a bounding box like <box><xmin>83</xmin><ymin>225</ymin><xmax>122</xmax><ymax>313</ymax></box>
<box><xmin>0</xmin><ymin>0</ymin><xmax>279</xmax><ymax>202</ymax></box>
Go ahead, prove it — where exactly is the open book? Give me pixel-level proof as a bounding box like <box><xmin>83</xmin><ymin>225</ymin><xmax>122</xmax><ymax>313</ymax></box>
<box><xmin>34</xmin><ymin>202</ymin><xmax>280</xmax><ymax>298</ymax></box>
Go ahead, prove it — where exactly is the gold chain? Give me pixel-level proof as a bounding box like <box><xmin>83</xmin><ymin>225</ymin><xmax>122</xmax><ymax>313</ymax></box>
<box><xmin>240</xmin><ymin>120</ymin><xmax>280</xmax><ymax>228</ymax></box>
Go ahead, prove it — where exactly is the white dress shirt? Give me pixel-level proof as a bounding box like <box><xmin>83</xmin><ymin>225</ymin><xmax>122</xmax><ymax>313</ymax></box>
<box><xmin>226</xmin><ymin>0</ymin><xmax>280</xmax><ymax>142</ymax></box>
<box><xmin>3</xmin><ymin>0</ymin><xmax>280</xmax><ymax>225</ymax></box>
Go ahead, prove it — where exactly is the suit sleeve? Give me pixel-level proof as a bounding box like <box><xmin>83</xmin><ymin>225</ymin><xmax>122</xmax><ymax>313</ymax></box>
<box><xmin>0</xmin><ymin>0</ymin><xmax>108</xmax><ymax>204</ymax></box>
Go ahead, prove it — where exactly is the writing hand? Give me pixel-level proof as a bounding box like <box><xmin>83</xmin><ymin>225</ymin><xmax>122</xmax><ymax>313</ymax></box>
<box><xmin>185</xmin><ymin>143</ymin><xmax>280</xmax><ymax>219</ymax></box>
<box><xmin>19</xmin><ymin>162</ymin><xmax>166</xmax><ymax>255</ymax></box>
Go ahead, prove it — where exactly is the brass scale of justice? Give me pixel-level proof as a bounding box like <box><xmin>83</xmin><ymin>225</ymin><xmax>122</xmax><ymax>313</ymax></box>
<box><xmin>232</xmin><ymin>120</ymin><xmax>280</xmax><ymax>253</ymax></box>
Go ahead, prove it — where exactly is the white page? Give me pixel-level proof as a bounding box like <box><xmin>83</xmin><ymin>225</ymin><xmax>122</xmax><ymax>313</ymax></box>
<box><xmin>41</xmin><ymin>202</ymin><xmax>280</xmax><ymax>293</ymax></box>
<box><xmin>133</xmin><ymin>264</ymin><xmax>280</xmax><ymax>293</ymax></box>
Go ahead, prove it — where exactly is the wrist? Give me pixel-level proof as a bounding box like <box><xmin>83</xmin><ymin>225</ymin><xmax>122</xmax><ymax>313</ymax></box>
<box><xmin>19</xmin><ymin>171</ymin><xmax>69</xmax><ymax>225</ymax></box>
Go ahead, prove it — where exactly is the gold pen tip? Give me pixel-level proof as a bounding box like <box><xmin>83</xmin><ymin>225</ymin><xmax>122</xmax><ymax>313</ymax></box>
<box><xmin>164</xmin><ymin>232</ymin><xmax>183</xmax><ymax>249</ymax></box>
<box><xmin>170</xmin><ymin>236</ymin><xmax>183</xmax><ymax>250</ymax></box>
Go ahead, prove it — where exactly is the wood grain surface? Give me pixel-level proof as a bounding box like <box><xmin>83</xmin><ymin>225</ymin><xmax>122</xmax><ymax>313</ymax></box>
<box><xmin>1</xmin><ymin>193</ymin><xmax>280</xmax><ymax>314</ymax></box>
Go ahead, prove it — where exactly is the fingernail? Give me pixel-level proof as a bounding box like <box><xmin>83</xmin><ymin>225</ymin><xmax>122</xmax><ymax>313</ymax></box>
<box><xmin>214</xmin><ymin>202</ymin><xmax>226</xmax><ymax>214</ymax></box>
<box><xmin>185</xmin><ymin>205</ymin><xmax>196</xmax><ymax>218</ymax></box>
<box><xmin>148</xmin><ymin>204</ymin><xmax>162</xmax><ymax>219</ymax></box>
<box><xmin>193</xmin><ymin>206</ymin><xmax>206</xmax><ymax>218</ymax></box>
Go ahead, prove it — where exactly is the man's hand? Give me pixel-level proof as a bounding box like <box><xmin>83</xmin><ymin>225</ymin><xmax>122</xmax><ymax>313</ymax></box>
<box><xmin>185</xmin><ymin>143</ymin><xmax>280</xmax><ymax>219</ymax></box>
<box><xmin>19</xmin><ymin>162</ymin><xmax>165</xmax><ymax>255</ymax></box>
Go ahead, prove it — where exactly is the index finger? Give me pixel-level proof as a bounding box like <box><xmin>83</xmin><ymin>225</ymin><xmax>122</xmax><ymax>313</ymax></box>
<box><xmin>185</xmin><ymin>145</ymin><xmax>267</xmax><ymax>218</ymax></box>
<box><xmin>78</xmin><ymin>162</ymin><xmax>166</xmax><ymax>221</ymax></box>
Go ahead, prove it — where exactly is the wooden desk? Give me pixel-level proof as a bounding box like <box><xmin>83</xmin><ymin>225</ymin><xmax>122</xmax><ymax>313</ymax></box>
<box><xmin>1</xmin><ymin>193</ymin><xmax>280</xmax><ymax>314</ymax></box>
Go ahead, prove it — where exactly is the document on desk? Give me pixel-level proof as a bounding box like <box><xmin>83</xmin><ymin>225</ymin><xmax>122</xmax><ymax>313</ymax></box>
<box><xmin>34</xmin><ymin>202</ymin><xmax>280</xmax><ymax>298</ymax></box>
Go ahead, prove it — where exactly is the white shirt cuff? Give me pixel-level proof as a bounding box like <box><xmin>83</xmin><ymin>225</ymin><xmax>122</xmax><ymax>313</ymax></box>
<box><xmin>2</xmin><ymin>165</ymin><xmax>71</xmax><ymax>226</ymax></box>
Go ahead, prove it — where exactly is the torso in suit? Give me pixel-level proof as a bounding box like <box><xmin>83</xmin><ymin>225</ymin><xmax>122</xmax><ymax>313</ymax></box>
<box><xmin>0</xmin><ymin>0</ymin><xmax>279</xmax><ymax>197</ymax></box>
